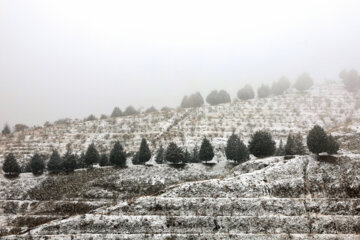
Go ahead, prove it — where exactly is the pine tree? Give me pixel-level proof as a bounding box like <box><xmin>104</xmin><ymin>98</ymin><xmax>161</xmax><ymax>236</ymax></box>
<box><xmin>47</xmin><ymin>150</ymin><xmax>63</xmax><ymax>173</ymax></box>
<box><xmin>190</xmin><ymin>145</ymin><xmax>200</xmax><ymax>163</ymax></box>
<box><xmin>138</xmin><ymin>138</ymin><xmax>151</xmax><ymax>164</ymax></box>
<box><xmin>63</xmin><ymin>151</ymin><xmax>77</xmax><ymax>172</ymax></box>
<box><xmin>248</xmin><ymin>130</ymin><xmax>276</xmax><ymax>158</ymax></box>
<box><xmin>30</xmin><ymin>153</ymin><xmax>45</xmax><ymax>175</ymax></box>
<box><xmin>85</xmin><ymin>143</ymin><xmax>100</xmax><ymax>167</ymax></box>
<box><xmin>132</xmin><ymin>151</ymin><xmax>140</xmax><ymax>165</ymax></box>
<box><xmin>155</xmin><ymin>145</ymin><xmax>165</xmax><ymax>164</ymax></box>
<box><xmin>285</xmin><ymin>134</ymin><xmax>296</xmax><ymax>155</ymax></box>
<box><xmin>2</xmin><ymin>124</ymin><xmax>11</xmax><ymax>135</ymax></box>
<box><xmin>307</xmin><ymin>125</ymin><xmax>329</xmax><ymax>155</ymax></box>
<box><xmin>183</xmin><ymin>149</ymin><xmax>191</xmax><ymax>163</ymax></box>
<box><xmin>294</xmin><ymin>133</ymin><xmax>306</xmax><ymax>155</ymax></box>
<box><xmin>99</xmin><ymin>153</ymin><xmax>109</xmax><ymax>167</ymax></box>
<box><xmin>225</xmin><ymin>133</ymin><xmax>249</xmax><ymax>163</ymax></box>
<box><xmin>294</xmin><ymin>73</ymin><xmax>314</xmax><ymax>91</ymax></box>
<box><xmin>76</xmin><ymin>152</ymin><xmax>86</xmax><ymax>169</ymax></box>
<box><xmin>326</xmin><ymin>135</ymin><xmax>340</xmax><ymax>155</ymax></box>
<box><xmin>110</xmin><ymin>141</ymin><xmax>126</xmax><ymax>166</ymax></box>
<box><xmin>275</xmin><ymin>140</ymin><xmax>285</xmax><ymax>156</ymax></box>
<box><xmin>165</xmin><ymin>142</ymin><xmax>184</xmax><ymax>164</ymax></box>
<box><xmin>339</xmin><ymin>69</ymin><xmax>360</xmax><ymax>92</ymax></box>
<box><xmin>199</xmin><ymin>138</ymin><xmax>214</xmax><ymax>163</ymax></box>
<box><xmin>111</xmin><ymin>107</ymin><xmax>122</xmax><ymax>118</ymax></box>
<box><xmin>3</xmin><ymin>153</ymin><xmax>20</xmax><ymax>176</ymax></box>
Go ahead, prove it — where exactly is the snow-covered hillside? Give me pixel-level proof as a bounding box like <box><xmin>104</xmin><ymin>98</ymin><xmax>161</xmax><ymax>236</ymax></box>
<box><xmin>1</xmin><ymin>154</ymin><xmax>359</xmax><ymax>239</ymax></box>
<box><xmin>0</xmin><ymin>82</ymin><xmax>359</xmax><ymax>166</ymax></box>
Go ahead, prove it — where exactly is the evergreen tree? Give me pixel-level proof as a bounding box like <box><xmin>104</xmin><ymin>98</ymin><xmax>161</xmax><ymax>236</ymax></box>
<box><xmin>132</xmin><ymin>151</ymin><xmax>140</xmax><ymax>165</ymax></box>
<box><xmin>326</xmin><ymin>135</ymin><xmax>340</xmax><ymax>155</ymax></box>
<box><xmin>190</xmin><ymin>145</ymin><xmax>200</xmax><ymax>163</ymax></box>
<box><xmin>206</xmin><ymin>90</ymin><xmax>231</xmax><ymax>105</ymax></box>
<box><xmin>225</xmin><ymin>133</ymin><xmax>249</xmax><ymax>163</ymax></box>
<box><xmin>339</xmin><ymin>69</ymin><xmax>360</xmax><ymax>92</ymax></box>
<box><xmin>47</xmin><ymin>150</ymin><xmax>63</xmax><ymax>173</ymax></box>
<box><xmin>248</xmin><ymin>130</ymin><xmax>276</xmax><ymax>158</ymax></box>
<box><xmin>285</xmin><ymin>134</ymin><xmax>296</xmax><ymax>155</ymax></box>
<box><xmin>85</xmin><ymin>114</ymin><xmax>97</xmax><ymax>121</ymax></box>
<box><xmin>145</xmin><ymin>106</ymin><xmax>158</xmax><ymax>114</ymax></box>
<box><xmin>237</xmin><ymin>85</ymin><xmax>255</xmax><ymax>100</ymax></box>
<box><xmin>63</xmin><ymin>151</ymin><xmax>77</xmax><ymax>172</ymax></box>
<box><xmin>30</xmin><ymin>153</ymin><xmax>45</xmax><ymax>175</ymax></box>
<box><xmin>275</xmin><ymin>140</ymin><xmax>285</xmax><ymax>156</ymax></box>
<box><xmin>99</xmin><ymin>153</ymin><xmax>109</xmax><ymax>167</ymax></box>
<box><xmin>111</xmin><ymin>107</ymin><xmax>122</xmax><ymax>118</ymax></box>
<box><xmin>294</xmin><ymin>133</ymin><xmax>306</xmax><ymax>155</ymax></box>
<box><xmin>183</xmin><ymin>149</ymin><xmax>191</xmax><ymax>163</ymax></box>
<box><xmin>3</xmin><ymin>153</ymin><xmax>20</xmax><ymax>176</ymax></box>
<box><xmin>181</xmin><ymin>95</ymin><xmax>190</xmax><ymax>108</ymax></box>
<box><xmin>165</xmin><ymin>142</ymin><xmax>184</xmax><ymax>164</ymax></box>
<box><xmin>294</xmin><ymin>73</ymin><xmax>314</xmax><ymax>91</ymax></box>
<box><xmin>76</xmin><ymin>152</ymin><xmax>86</xmax><ymax>169</ymax></box>
<box><xmin>138</xmin><ymin>138</ymin><xmax>151</xmax><ymax>164</ymax></box>
<box><xmin>199</xmin><ymin>138</ymin><xmax>214</xmax><ymax>163</ymax></box>
<box><xmin>110</xmin><ymin>141</ymin><xmax>127</xmax><ymax>166</ymax></box>
<box><xmin>2</xmin><ymin>124</ymin><xmax>10</xmax><ymax>135</ymax></box>
<box><xmin>155</xmin><ymin>145</ymin><xmax>165</xmax><ymax>164</ymax></box>
<box><xmin>123</xmin><ymin>106</ymin><xmax>138</xmax><ymax>116</ymax></box>
<box><xmin>257</xmin><ymin>84</ymin><xmax>271</xmax><ymax>98</ymax></box>
<box><xmin>306</xmin><ymin>125</ymin><xmax>329</xmax><ymax>155</ymax></box>
<box><xmin>85</xmin><ymin>143</ymin><xmax>100</xmax><ymax>167</ymax></box>
<box><xmin>271</xmin><ymin>77</ymin><xmax>291</xmax><ymax>95</ymax></box>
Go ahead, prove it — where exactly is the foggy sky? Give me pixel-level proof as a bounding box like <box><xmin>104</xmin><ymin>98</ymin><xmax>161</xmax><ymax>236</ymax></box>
<box><xmin>1</xmin><ymin>0</ymin><xmax>360</xmax><ymax>128</ymax></box>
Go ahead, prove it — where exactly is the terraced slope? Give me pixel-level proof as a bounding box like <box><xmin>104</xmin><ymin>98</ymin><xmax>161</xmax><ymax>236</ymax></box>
<box><xmin>4</xmin><ymin>155</ymin><xmax>359</xmax><ymax>239</ymax></box>
<box><xmin>0</xmin><ymin>83</ymin><xmax>359</xmax><ymax>166</ymax></box>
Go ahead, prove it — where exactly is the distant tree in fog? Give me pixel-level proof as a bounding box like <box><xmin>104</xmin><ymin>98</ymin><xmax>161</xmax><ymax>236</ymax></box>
<box><xmin>285</xmin><ymin>133</ymin><xmax>305</xmax><ymax>155</ymax></box>
<box><xmin>275</xmin><ymin>140</ymin><xmax>285</xmax><ymax>156</ymax></box>
<box><xmin>339</xmin><ymin>69</ymin><xmax>360</xmax><ymax>92</ymax></box>
<box><xmin>206</xmin><ymin>90</ymin><xmax>231</xmax><ymax>105</ymax></box>
<box><xmin>294</xmin><ymin>73</ymin><xmax>313</xmax><ymax>91</ymax></box>
<box><xmin>14</xmin><ymin>124</ymin><xmax>29</xmax><ymax>132</ymax></box>
<box><xmin>2</xmin><ymin>124</ymin><xmax>11</xmax><ymax>135</ymax></box>
<box><xmin>257</xmin><ymin>84</ymin><xmax>271</xmax><ymax>98</ymax></box>
<box><xmin>271</xmin><ymin>77</ymin><xmax>291</xmax><ymax>95</ymax></box>
<box><xmin>161</xmin><ymin>106</ymin><xmax>172</xmax><ymax>112</ymax></box>
<box><xmin>123</xmin><ymin>106</ymin><xmax>138</xmax><ymax>116</ymax></box>
<box><xmin>85</xmin><ymin>114</ymin><xmax>97</xmax><ymax>121</ymax></box>
<box><xmin>111</xmin><ymin>107</ymin><xmax>122</xmax><ymax>118</ymax></box>
<box><xmin>181</xmin><ymin>92</ymin><xmax>204</xmax><ymax>108</ymax></box>
<box><xmin>145</xmin><ymin>106</ymin><xmax>158</xmax><ymax>114</ymax></box>
<box><xmin>237</xmin><ymin>85</ymin><xmax>255</xmax><ymax>100</ymax></box>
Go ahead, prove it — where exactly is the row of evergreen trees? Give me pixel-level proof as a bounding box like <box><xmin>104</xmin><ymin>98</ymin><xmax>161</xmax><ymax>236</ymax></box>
<box><xmin>2</xmin><ymin>125</ymin><xmax>339</xmax><ymax>177</ymax></box>
<box><xmin>180</xmin><ymin>74</ymin><xmax>314</xmax><ymax>108</ymax></box>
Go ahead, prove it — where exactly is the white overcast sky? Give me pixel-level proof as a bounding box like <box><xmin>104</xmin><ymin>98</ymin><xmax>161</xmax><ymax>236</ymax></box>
<box><xmin>1</xmin><ymin>0</ymin><xmax>360</xmax><ymax>128</ymax></box>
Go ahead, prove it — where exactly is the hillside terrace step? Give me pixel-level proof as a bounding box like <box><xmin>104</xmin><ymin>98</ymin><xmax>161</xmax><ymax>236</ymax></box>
<box><xmin>29</xmin><ymin>215</ymin><xmax>360</xmax><ymax>235</ymax></box>
<box><xmin>110</xmin><ymin>197</ymin><xmax>360</xmax><ymax>216</ymax></box>
<box><xmin>3</xmin><ymin>233</ymin><xmax>360</xmax><ymax>240</ymax></box>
